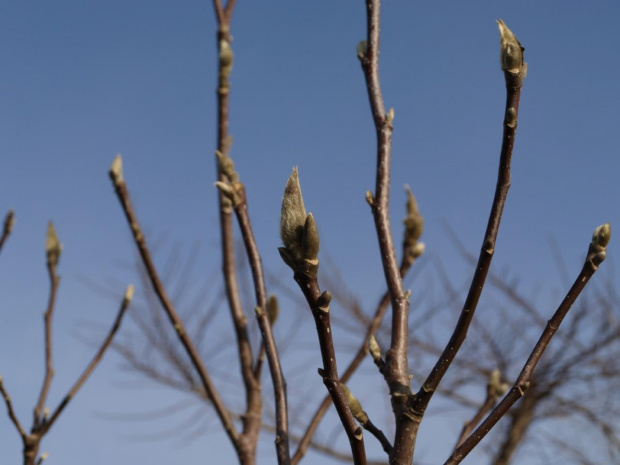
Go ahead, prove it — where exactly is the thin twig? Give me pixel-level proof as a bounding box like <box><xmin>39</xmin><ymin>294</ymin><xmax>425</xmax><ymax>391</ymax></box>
<box><xmin>33</xmin><ymin>260</ymin><xmax>60</xmax><ymax>427</ymax></box>
<box><xmin>0</xmin><ymin>377</ymin><xmax>27</xmax><ymax>439</ymax></box>
<box><xmin>413</xmin><ymin>28</ymin><xmax>527</xmax><ymax>418</ymax></box>
<box><xmin>40</xmin><ymin>287</ymin><xmax>133</xmax><ymax>434</ymax></box>
<box><xmin>0</xmin><ymin>210</ymin><xmax>15</xmax><ymax>255</ymax></box>
<box><xmin>233</xmin><ymin>189</ymin><xmax>291</xmax><ymax>464</ymax></box>
<box><xmin>109</xmin><ymin>157</ymin><xmax>239</xmax><ymax>445</ymax></box>
<box><xmin>446</xmin><ymin>229</ymin><xmax>609</xmax><ymax>464</ymax></box>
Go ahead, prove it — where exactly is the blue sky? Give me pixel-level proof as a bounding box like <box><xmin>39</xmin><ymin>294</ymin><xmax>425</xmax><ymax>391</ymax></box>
<box><xmin>1</xmin><ymin>2</ymin><xmax>619</xmax><ymax>464</ymax></box>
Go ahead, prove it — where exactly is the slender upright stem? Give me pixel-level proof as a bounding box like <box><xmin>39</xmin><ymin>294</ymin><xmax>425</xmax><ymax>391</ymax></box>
<box><xmin>33</xmin><ymin>262</ymin><xmax>59</xmax><ymax>426</ymax></box>
<box><xmin>294</xmin><ymin>271</ymin><xmax>367</xmax><ymax>465</ymax></box>
<box><xmin>0</xmin><ymin>378</ymin><xmax>27</xmax><ymax>439</ymax></box>
<box><xmin>234</xmin><ymin>193</ymin><xmax>291</xmax><ymax>464</ymax></box>
<box><xmin>413</xmin><ymin>63</ymin><xmax>526</xmax><ymax>418</ymax></box>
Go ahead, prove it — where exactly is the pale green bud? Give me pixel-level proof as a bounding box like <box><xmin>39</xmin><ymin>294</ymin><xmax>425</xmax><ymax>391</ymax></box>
<box><xmin>497</xmin><ymin>20</ymin><xmax>524</xmax><ymax>73</ymax></box>
<box><xmin>45</xmin><ymin>222</ymin><xmax>62</xmax><ymax>266</ymax></box>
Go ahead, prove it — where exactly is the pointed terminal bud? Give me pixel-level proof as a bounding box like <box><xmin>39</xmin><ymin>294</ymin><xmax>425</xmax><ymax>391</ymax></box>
<box><xmin>588</xmin><ymin>223</ymin><xmax>611</xmax><ymax>267</ymax></box>
<box><xmin>267</xmin><ymin>294</ymin><xmax>279</xmax><ymax>326</ymax></box>
<box><xmin>341</xmin><ymin>384</ymin><xmax>368</xmax><ymax>425</ymax></box>
<box><xmin>357</xmin><ymin>40</ymin><xmax>368</xmax><ymax>60</ymax></box>
<box><xmin>280</xmin><ymin>167</ymin><xmax>307</xmax><ymax>260</ymax></box>
<box><xmin>109</xmin><ymin>154</ymin><xmax>124</xmax><ymax>184</ymax></box>
<box><xmin>125</xmin><ymin>284</ymin><xmax>135</xmax><ymax>302</ymax></box>
<box><xmin>302</xmin><ymin>213</ymin><xmax>320</xmax><ymax>261</ymax></box>
<box><xmin>368</xmin><ymin>335</ymin><xmax>381</xmax><ymax>362</ymax></box>
<box><xmin>215</xmin><ymin>150</ymin><xmax>238</xmax><ymax>182</ymax></box>
<box><xmin>316</xmin><ymin>291</ymin><xmax>332</xmax><ymax>313</ymax></box>
<box><xmin>497</xmin><ymin>20</ymin><xmax>524</xmax><ymax>73</ymax></box>
<box><xmin>45</xmin><ymin>222</ymin><xmax>62</xmax><ymax>266</ymax></box>
<box><xmin>4</xmin><ymin>210</ymin><xmax>15</xmax><ymax>234</ymax></box>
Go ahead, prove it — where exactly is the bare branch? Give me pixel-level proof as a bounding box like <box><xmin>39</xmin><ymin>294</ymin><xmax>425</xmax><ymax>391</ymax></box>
<box><xmin>109</xmin><ymin>155</ymin><xmax>239</xmax><ymax>445</ymax></box>
<box><xmin>414</xmin><ymin>19</ymin><xmax>527</xmax><ymax>415</ymax></box>
<box><xmin>40</xmin><ymin>286</ymin><xmax>133</xmax><ymax>434</ymax></box>
<box><xmin>446</xmin><ymin>224</ymin><xmax>611</xmax><ymax>464</ymax></box>
<box><xmin>0</xmin><ymin>376</ymin><xmax>27</xmax><ymax>439</ymax></box>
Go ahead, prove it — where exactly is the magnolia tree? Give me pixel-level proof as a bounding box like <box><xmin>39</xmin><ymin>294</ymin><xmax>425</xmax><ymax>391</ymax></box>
<box><xmin>107</xmin><ymin>1</ymin><xmax>611</xmax><ymax>465</ymax></box>
<box><xmin>2</xmin><ymin>1</ymin><xmax>614</xmax><ymax>465</ymax></box>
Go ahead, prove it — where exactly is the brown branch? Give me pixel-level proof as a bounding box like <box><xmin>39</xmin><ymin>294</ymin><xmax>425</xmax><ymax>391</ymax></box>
<box><xmin>224</xmin><ymin>179</ymin><xmax>291</xmax><ymax>464</ymax></box>
<box><xmin>0</xmin><ymin>377</ymin><xmax>27</xmax><ymax>439</ymax></box>
<box><xmin>39</xmin><ymin>286</ymin><xmax>133</xmax><ymax>435</ymax></box>
<box><xmin>358</xmin><ymin>1</ymin><xmax>422</xmax><ymax>462</ymax></box>
<box><xmin>109</xmin><ymin>156</ymin><xmax>239</xmax><ymax>446</ymax></box>
<box><xmin>291</xmin><ymin>251</ymin><xmax>416</xmax><ymax>464</ymax></box>
<box><xmin>34</xmin><ymin>228</ymin><xmax>62</xmax><ymax>427</ymax></box>
<box><xmin>413</xmin><ymin>23</ymin><xmax>527</xmax><ymax>419</ymax></box>
<box><xmin>211</xmin><ymin>2</ymin><xmax>262</xmax><ymax>456</ymax></box>
<box><xmin>445</xmin><ymin>225</ymin><xmax>610</xmax><ymax>464</ymax></box>
<box><xmin>0</xmin><ymin>209</ymin><xmax>15</xmax><ymax>255</ymax></box>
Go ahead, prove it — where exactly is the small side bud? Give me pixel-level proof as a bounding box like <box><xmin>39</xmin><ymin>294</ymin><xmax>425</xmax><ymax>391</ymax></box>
<box><xmin>280</xmin><ymin>168</ymin><xmax>307</xmax><ymax>260</ymax></box>
<box><xmin>302</xmin><ymin>213</ymin><xmax>320</xmax><ymax>261</ymax></box>
<box><xmin>505</xmin><ymin>107</ymin><xmax>518</xmax><ymax>128</ymax></box>
<box><xmin>109</xmin><ymin>154</ymin><xmax>124</xmax><ymax>184</ymax></box>
<box><xmin>411</xmin><ymin>242</ymin><xmax>425</xmax><ymax>259</ymax></box>
<box><xmin>386</xmin><ymin>108</ymin><xmax>395</xmax><ymax>125</ymax></box>
<box><xmin>215</xmin><ymin>150</ymin><xmax>238</xmax><ymax>181</ymax></box>
<box><xmin>46</xmin><ymin>222</ymin><xmax>62</xmax><ymax>266</ymax></box>
<box><xmin>125</xmin><ymin>284</ymin><xmax>135</xmax><ymax>302</ymax></box>
<box><xmin>497</xmin><ymin>20</ymin><xmax>524</xmax><ymax>73</ymax></box>
<box><xmin>278</xmin><ymin>247</ymin><xmax>296</xmax><ymax>271</ymax></box>
<box><xmin>487</xmin><ymin>369</ymin><xmax>508</xmax><ymax>397</ymax></box>
<box><xmin>365</xmin><ymin>190</ymin><xmax>374</xmax><ymax>207</ymax></box>
<box><xmin>214</xmin><ymin>181</ymin><xmax>236</xmax><ymax>200</ymax></box>
<box><xmin>267</xmin><ymin>294</ymin><xmax>279</xmax><ymax>326</ymax></box>
<box><xmin>219</xmin><ymin>39</ymin><xmax>234</xmax><ymax>75</ymax></box>
<box><xmin>341</xmin><ymin>384</ymin><xmax>368</xmax><ymax>425</ymax></box>
<box><xmin>357</xmin><ymin>40</ymin><xmax>368</xmax><ymax>60</ymax></box>
<box><xmin>404</xmin><ymin>185</ymin><xmax>424</xmax><ymax>252</ymax></box>
<box><xmin>368</xmin><ymin>335</ymin><xmax>381</xmax><ymax>362</ymax></box>
<box><xmin>43</xmin><ymin>407</ymin><xmax>50</xmax><ymax>419</ymax></box>
<box><xmin>316</xmin><ymin>291</ymin><xmax>332</xmax><ymax>313</ymax></box>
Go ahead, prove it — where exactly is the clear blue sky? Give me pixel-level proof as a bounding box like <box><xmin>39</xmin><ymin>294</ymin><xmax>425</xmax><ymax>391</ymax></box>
<box><xmin>1</xmin><ymin>2</ymin><xmax>618</xmax><ymax>464</ymax></box>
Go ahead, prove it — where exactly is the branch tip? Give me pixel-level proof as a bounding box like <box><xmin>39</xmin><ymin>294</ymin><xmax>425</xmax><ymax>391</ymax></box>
<box><xmin>124</xmin><ymin>284</ymin><xmax>135</xmax><ymax>302</ymax></box>
<box><xmin>45</xmin><ymin>222</ymin><xmax>62</xmax><ymax>266</ymax></box>
<box><xmin>497</xmin><ymin>19</ymin><xmax>524</xmax><ymax>73</ymax></box>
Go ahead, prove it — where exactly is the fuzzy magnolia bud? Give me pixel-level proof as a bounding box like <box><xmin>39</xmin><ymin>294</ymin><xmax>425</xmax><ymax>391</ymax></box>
<box><xmin>341</xmin><ymin>384</ymin><xmax>368</xmax><ymax>425</ymax></box>
<box><xmin>45</xmin><ymin>222</ymin><xmax>62</xmax><ymax>266</ymax></box>
<box><xmin>588</xmin><ymin>223</ymin><xmax>611</xmax><ymax>267</ymax></box>
<box><xmin>109</xmin><ymin>154</ymin><xmax>124</xmax><ymax>184</ymax></box>
<box><xmin>125</xmin><ymin>284</ymin><xmax>135</xmax><ymax>302</ymax></box>
<box><xmin>497</xmin><ymin>20</ymin><xmax>524</xmax><ymax>73</ymax></box>
<box><xmin>267</xmin><ymin>294</ymin><xmax>279</xmax><ymax>326</ymax></box>
<box><xmin>357</xmin><ymin>40</ymin><xmax>368</xmax><ymax>60</ymax></box>
<box><xmin>403</xmin><ymin>185</ymin><xmax>424</xmax><ymax>246</ymax></box>
<box><xmin>219</xmin><ymin>39</ymin><xmax>234</xmax><ymax>75</ymax></box>
<box><xmin>368</xmin><ymin>335</ymin><xmax>381</xmax><ymax>362</ymax></box>
<box><xmin>302</xmin><ymin>213</ymin><xmax>320</xmax><ymax>261</ymax></box>
<box><xmin>280</xmin><ymin>167</ymin><xmax>307</xmax><ymax>261</ymax></box>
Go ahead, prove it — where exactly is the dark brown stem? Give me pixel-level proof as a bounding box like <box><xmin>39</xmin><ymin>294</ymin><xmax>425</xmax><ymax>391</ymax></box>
<box><xmin>33</xmin><ymin>261</ymin><xmax>60</xmax><ymax>427</ymax></box>
<box><xmin>0</xmin><ymin>377</ymin><xmax>27</xmax><ymax>439</ymax></box>
<box><xmin>291</xmin><ymin>253</ymin><xmax>414</xmax><ymax>464</ymax></box>
<box><xmin>445</xmin><ymin>256</ymin><xmax>603</xmax><ymax>464</ymax></box>
<box><xmin>110</xmin><ymin>170</ymin><xmax>239</xmax><ymax>446</ymax></box>
<box><xmin>0</xmin><ymin>210</ymin><xmax>15</xmax><ymax>255</ymax></box>
<box><xmin>413</xmin><ymin>65</ymin><xmax>526</xmax><ymax>416</ymax></box>
<box><xmin>363</xmin><ymin>417</ymin><xmax>393</xmax><ymax>456</ymax></box>
<box><xmin>234</xmin><ymin>192</ymin><xmax>291</xmax><ymax>465</ymax></box>
<box><xmin>294</xmin><ymin>270</ymin><xmax>367</xmax><ymax>465</ymax></box>
<box><xmin>39</xmin><ymin>289</ymin><xmax>132</xmax><ymax>435</ymax></box>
